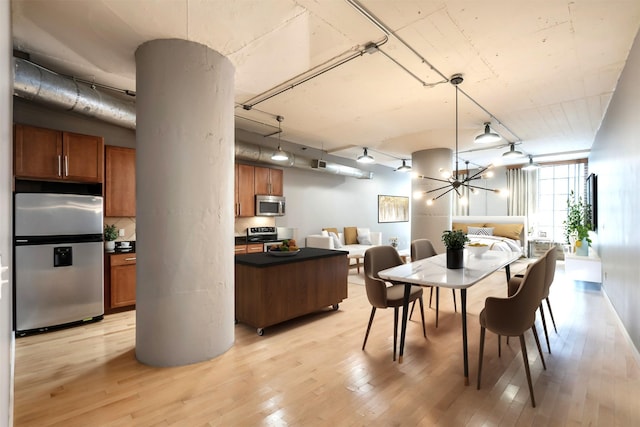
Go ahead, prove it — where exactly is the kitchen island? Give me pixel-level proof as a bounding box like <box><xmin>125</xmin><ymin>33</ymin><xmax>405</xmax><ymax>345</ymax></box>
<box><xmin>235</xmin><ymin>247</ymin><xmax>348</xmax><ymax>335</ymax></box>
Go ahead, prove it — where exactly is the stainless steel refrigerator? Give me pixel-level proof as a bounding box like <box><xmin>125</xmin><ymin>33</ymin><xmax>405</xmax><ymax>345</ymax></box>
<box><xmin>14</xmin><ymin>193</ymin><xmax>104</xmax><ymax>335</ymax></box>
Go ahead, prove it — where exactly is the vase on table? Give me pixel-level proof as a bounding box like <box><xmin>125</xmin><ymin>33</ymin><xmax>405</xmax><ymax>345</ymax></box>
<box><xmin>446</xmin><ymin>248</ymin><xmax>464</xmax><ymax>269</ymax></box>
<box><xmin>575</xmin><ymin>238</ymin><xmax>589</xmax><ymax>256</ymax></box>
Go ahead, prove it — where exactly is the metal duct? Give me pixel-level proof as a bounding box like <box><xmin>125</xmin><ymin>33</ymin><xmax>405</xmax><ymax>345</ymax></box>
<box><xmin>235</xmin><ymin>140</ymin><xmax>373</xmax><ymax>179</ymax></box>
<box><xmin>13</xmin><ymin>57</ymin><xmax>372</xmax><ymax>179</ymax></box>
<box><xmin>13</xmin><ymin>57</ymin><xmax>136</xmax><ymax>130</ymax></box>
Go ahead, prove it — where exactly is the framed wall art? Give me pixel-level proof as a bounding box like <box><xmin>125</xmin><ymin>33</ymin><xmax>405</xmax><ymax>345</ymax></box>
<box><xmin>378</xmin><ymin>195</ymin><xmax>409</xmax><ymax>223</ymax></box>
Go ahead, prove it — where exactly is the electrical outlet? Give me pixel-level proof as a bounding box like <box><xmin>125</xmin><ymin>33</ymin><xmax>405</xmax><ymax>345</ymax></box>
<box><xmin>119</xmin><ymin>228</ymin><xmax>125</xmax><ymax>237</ymax></box>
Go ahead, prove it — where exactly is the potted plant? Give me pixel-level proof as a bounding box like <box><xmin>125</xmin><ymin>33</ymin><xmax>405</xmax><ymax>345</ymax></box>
<box><xmin>104</xmin><ymin>224</ymin><xmax>118</xmax><ymax>252</ymax></box>
<box><xmin>442</xmin><ymin>229</ymin><xmax>469</xmax><ymax>269</ymax></box>
<box><xmin>563</xmin><ymin>191</ymin><xmax>592</xmax><ymax>256</ymax></box>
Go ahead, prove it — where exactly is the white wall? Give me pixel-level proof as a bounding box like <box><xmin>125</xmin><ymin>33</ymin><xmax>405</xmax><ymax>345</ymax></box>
<box><xmin>277</xmin><ymin>164</ymin><xmax>412</xmax><ymax>249</ymax></box>
<box><xmin>589</xmin><ymin>28</ymin><xmax>640</xmax><ymax>353</ymax></box>
<box><xmin>1</xmin><ymin>1</ymin><xmax>14</xmax><ymax>425</ymax></box>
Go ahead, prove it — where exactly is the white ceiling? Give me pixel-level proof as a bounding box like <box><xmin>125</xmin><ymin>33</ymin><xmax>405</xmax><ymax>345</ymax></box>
<box><xmin>10</xmin><ymin>0</ymin><xmax>640</xmax><ymax>169</ymax></box>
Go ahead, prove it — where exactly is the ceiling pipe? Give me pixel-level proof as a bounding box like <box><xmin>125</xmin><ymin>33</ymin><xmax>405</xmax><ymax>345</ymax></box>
<box><xmin>13</xmin><ymin>57</ymin><xmax>372</xmax><ymax>179</ymax></box>
<box><xmin>13</xmin><ymin>57</ymin><xmax>136</xmax><ymax>130</ymax></box>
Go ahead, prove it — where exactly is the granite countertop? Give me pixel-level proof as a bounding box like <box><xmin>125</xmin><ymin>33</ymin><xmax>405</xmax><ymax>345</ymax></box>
<box><xmin>235</xmin><ymin>247</ymin><xmax>347</xmax><ymax>267</ymax></box>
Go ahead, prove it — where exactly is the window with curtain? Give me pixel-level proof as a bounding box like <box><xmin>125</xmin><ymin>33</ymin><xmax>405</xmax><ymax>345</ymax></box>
<box><xmin>534</xmin><ymin>162</ymin><xmax>587</xmax><ymax>243</ymax></box>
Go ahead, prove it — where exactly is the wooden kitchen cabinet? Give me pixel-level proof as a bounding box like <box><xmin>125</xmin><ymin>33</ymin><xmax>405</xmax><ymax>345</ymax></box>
<box><xmin>235</xmin><ymin>243</ymin><xmax>264</xmax><ymax>255</ymax></box>
<box><xmin>14</xmin><ymin>124</ymin><xmax>104</xmax><ymax>183</ymax></box>
<box><xmin>254</xmin><ymin>166</ymin><xmax>283</xmax><ymax>196</ymax></box>
<box><xmin>235</xmin><ymin>163</ymin><xmax>255</xmax><ymax>217</ymax></box>
<box><xmin>106</xmin><ymin>253</ymin><xmax>136</xmax><ymax>310</ymax></box>
<box><xmin>105</xmin><ymin>146</ymin><xmax>136</xmax><ymax>217</ymax></box>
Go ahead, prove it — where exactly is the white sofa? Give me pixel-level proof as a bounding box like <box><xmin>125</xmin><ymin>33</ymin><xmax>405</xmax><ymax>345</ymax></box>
<box><xmin>305</xmin><ymin>229</ymin><xmax>382</xmax><ymax>272</ymax></box>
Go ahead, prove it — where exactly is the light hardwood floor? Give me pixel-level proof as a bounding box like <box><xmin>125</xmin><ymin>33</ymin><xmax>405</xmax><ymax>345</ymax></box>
<box><xmin>14</xmin><ymin>261</ymin><xmax>640</xmax><ymax>426</ymax></box>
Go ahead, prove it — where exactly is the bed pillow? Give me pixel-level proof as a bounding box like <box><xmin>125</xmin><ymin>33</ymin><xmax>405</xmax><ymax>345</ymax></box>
<box><xmin>357</xmin><ymin>227</ymin><xmax>372</xmax><ymax>245</ymax></box>
<box><xmin>344</xmin><ymin>227</ymin><xmax>358</xmax><ymax>245</ymax></box>
<box><xmin>485</xmin><ymin>223</ymin><xmax>524</xmax><ymax>241</ymax></box>
<box><xmin>452</xmin><ymin>222</ymin><xmax>484</xmax><ymax>234</ymax></box>
<box><xmin>329</xmin><ymin>232</ymin><xmax>342</xmax><ymax>248</ymax></box>
<box><xmin>468</xmin><ymin>226</ymin><xmax>494</xmax><ymax>236</ymax></box>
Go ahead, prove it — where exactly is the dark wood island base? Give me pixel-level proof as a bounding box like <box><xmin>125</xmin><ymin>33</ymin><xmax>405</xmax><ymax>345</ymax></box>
<box><xmin>235</xmin><ymin>248</ymin><xmax>348</xmax><ymax>335</ymax></box>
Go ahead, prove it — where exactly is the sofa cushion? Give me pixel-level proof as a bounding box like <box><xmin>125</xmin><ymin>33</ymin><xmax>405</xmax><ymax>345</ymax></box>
<box><xmin>344</xmin><ymin>226</ymin><xmax>358</xmax><ymax>245</ymax></box>
<box><xmin>323</xmin><ymin>227</ymin><xmax>338</xmax><ymax>236</ymax></box>
<box><xmin>357</xmin><ymin>227</ymin><xmax>372</xmax><ymax>245</ymax></box>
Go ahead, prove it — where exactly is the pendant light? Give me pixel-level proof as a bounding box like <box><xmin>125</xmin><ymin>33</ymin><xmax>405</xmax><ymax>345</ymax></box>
<box><xmin>502</xmin><ymin>142</ymin><xmax>524</xmax><ymax>158</ymax></box>
<box><xmin>474</xmin><ymin>122</ymin><xmax>501</xmax><ymax>143</ymax></box>
<box><xmin>271</xmin><ymin>115</ymin><xmax>289</xmax><ymax>161</ymax></box>
<box><xmin>522</xmin><ymin>155</ymin><xmax>540</xmax><ymax>171</ymax></box>
<box><xmin>395</xmin><ymin>159</ymin><xmax>411</xmax><ymax>172</ymax></box>
<box><xmin>357</xmin><ymin>147</ymin><xmax>374</xmax><ymax>163</ymax></box>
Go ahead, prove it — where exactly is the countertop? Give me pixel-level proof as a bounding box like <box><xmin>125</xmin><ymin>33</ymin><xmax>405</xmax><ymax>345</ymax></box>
<box><xmin>235</xmin><ymin>247</ymin><xmax>347</xmax><ymax>267</ymax></box>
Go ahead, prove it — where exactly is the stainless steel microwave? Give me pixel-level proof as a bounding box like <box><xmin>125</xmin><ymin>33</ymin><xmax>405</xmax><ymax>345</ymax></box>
<box><xmin>255</xmin><ymin>195</ymin><xmax>286</xmax><ymax>216</ymax></box>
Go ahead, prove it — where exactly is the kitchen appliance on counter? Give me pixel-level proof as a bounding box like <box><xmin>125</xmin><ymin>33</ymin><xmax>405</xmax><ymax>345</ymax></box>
<box><xmin>247</xmin><ymin>226</ymin><xmax>284</xmax><ymax>252</ymax></box>
<box><xmin>14</xmin><ymin>193</ymin><xmax>104</xmax><ymax>336</ymax></box>
<box><xmin>255</xmin><ymin>195</ymin><xmax>285</xmax><ymax>216</ymax></box>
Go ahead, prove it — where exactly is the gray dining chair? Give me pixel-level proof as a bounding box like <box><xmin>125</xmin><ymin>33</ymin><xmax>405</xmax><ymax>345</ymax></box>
<box><xmin>362</xmin><ymin>245</ymin><xmax>426</xmax><ymax>361</ymax></box>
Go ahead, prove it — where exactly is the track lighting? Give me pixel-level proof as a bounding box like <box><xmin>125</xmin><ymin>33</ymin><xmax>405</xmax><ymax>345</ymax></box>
<box><xmin>357</xmin><ymin>147</ymin><xmax>374</xmax><ymax>163</ymax></box>
<box><xmin>474</xmin><ymin>122</ymin><xmax>501</xmax><ymax>143</ymax></box>
<box><xmin>502</xmin><ymin>143</ymin><xmax>524</xmax><ymax>158</ymax></box>
<box><xmin>522</xmin><ymin>155</ymin><xmax>540</xmax><ymax>171</ymax></box>
<box><xmin>395</xmin><ymin>160</ymin><xmax>411</xmax><ymax>172</ymax></box>
<box><xmin>271</xmin><ymin>115</ymin><xmax>289</xmax><ymax>161</ymax></box>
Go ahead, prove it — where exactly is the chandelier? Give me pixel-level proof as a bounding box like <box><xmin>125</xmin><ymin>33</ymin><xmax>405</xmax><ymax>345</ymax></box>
<box><xmin>415</xmin><ymin>74</ymin><xmax>499</xmax><ymax>206</ymax></box>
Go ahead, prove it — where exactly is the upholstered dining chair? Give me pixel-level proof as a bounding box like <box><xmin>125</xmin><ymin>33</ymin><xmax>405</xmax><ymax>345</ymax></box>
<box><xmin>410</xmin><ymin>239</ymin><xmax>457</xmax><ymax>328</ymax></box>
<box><xmin>362</xmin><ymin>245</ymin><xmax>427</xmax><ymax>361</ymax></box>
<box><xmin>508</xmin><ymin>247</ymin><xmax>557</xmax><ymax>353</ymax></box>
<box><xmin>477</xmin><ymin>255</ymin><xmax>547</xmax><ymax>408</ymax></box>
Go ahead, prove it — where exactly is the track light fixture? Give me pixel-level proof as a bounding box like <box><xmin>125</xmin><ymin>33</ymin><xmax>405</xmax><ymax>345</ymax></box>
<box><xmin>415</xmin><ymin>74</ymin><xmax>500</xmax><ymax>205</ymax></box>
<box><xmin>271</xmin><ymin>115</ymin><xmax>289</xmax><ymax>161</ymax></box>
<box><xmin>522</xmin><ymin>155</ymin><xmax>540</xmax><ymax>171</ymax></box>
<box><xmin>395</xmin><ymin>159</ymin><xmax>412</xmax><ymax>172</ymax></box>
<box><xmin>474</xmin><ymin>122</ymin><xmax>501</xmax><ymax>143</ymax></box>
<box><xmin>502</xmin><ymin>143</ymin><xmax>524</xmax><ymax>158</ymax></box>
<box><xmin>357</xmin><ymin>147</ymin><xmax>374</xmax><ymax>163</ymax></box>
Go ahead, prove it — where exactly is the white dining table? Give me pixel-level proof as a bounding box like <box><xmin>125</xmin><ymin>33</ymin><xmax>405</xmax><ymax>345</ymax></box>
<box><xmin>378</xmin><ymin>249</ymin><xmax>521</xmax><ymax>385</ymax></box>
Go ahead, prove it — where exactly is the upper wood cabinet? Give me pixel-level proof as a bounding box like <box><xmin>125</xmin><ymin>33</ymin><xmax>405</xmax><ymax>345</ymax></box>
<box><xmin>254</xmin><ymin>166</ymin><xmax>283</xmax><ymax>196</ymax></box>
<box><xmin>14</xmin><ymin>124</ymin><xmax>104</xmax><ymax>183</ymax></box>
<box><xmin>105</xmin><ymin>146</ymin><xmax>136</xmax><ymax>217</ymax></box>
<box><xmin>235</xmin><ymin>163</ymin><xmax>255</xmax><ymax>217</ymax></box>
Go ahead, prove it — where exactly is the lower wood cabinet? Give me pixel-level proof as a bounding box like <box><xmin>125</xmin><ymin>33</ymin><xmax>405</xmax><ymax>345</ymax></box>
<box><xmin>105</xmin><ymin>253</ymin><xmax>136</xmax><ymax>312</ymax></box>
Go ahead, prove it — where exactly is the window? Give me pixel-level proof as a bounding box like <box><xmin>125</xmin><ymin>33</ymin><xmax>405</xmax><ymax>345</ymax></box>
<box><xmin>534</xmin><ymin>162</ymin><xmax>586</xmax><ymax>243</ymax></box>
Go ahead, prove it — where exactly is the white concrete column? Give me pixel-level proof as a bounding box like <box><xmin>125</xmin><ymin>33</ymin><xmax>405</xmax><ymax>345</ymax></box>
<box><xmin>411</xmin><ymin>148</ymin><xmax>453</xmax><ymax>253</ymax></box>
<box><xmin>135</xmin><ymin>39</ymin><xmax>235</xmax><ymax>366</ymax></box>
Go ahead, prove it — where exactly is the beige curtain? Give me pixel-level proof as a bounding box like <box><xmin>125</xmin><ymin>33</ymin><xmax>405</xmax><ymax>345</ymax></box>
<box><xmin>507</xmin><ymin>168</ymin><xmax>537</xmax><ymax>220</ymax></box>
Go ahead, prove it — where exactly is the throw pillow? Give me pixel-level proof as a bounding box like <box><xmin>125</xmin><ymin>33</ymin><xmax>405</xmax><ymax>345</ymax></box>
<box><xmin>452</xmin><ymin>222</ymin><xmax>484</xmax><ymax>234</ymax></box>
<box><xmin>485</xmin><ymin>223</ymin><xmax>524</xmax><ymax>241</ymax></box>
<box><xmin>329</xmin><ymin>232</ymin><xmax>342</xmax><ymax>248</ymax></box>
<box><xmin>468</xmin><ymin>226</ymin><xmax>494</xmax><ymax>236</ymax></box>
<box><xmin>357</xmin><ymin>227</ymin><xmax>372</xmax><ymax>245</ymax></box>
<box><xmin>344</xmin><ymin>227</ymin><xmax>358</xmax><ymax>245</ymax></box>
<box><xmin>321</xmin><ymin>230</ymin><xmax>329</xmax><ymax>237</ymax></box>
<box><xmin>323</xmin><ymin>227</ymin><xmax>338</xmax><ymax>236</ymax></box>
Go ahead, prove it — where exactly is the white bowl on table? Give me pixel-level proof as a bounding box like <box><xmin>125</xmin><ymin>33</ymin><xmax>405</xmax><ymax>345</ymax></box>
<box><xmin>467</xmin><ymin>243</ymin><xmax>489</xmax><ymax>257</ymax></box>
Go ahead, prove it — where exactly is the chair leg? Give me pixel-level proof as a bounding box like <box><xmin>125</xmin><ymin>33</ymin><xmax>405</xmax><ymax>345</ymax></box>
<box><xmin>546</xmin><ymin>297</ymin><xmax>558</xmax><ymax>333</ymax></box>
<box><xmin>539</xmin><ymin>303</ymin><xmax>551</xmax><ymax>353</ymax></box>
<box><xmin>435</xmin><ymin>287</ymin><xmax>440</xmax><ymax>328</ymax></box>
<box><xmin>362</xmin><ymin>307</ymin><xmax>376</xmax><ymax>351</ymax></box>
<box><xmin>393</xmin><ymin>307</ymin><xmax>399</xmax><ymax>361</ymax></box>
<box><xmin>418</xmin><ymin>296</ymin><xmax>426</xmax><ymax>338</ymax></box>
<box><xmin>429</xmin><ymin>286</ymin><xmax>434</xmax><ymax>308</ymax></box>
<box><xmin>452</xmin><ymin>289</ymin><xmax>457</xmax><ymax>313</ymax></box>
<box><xmin>477</xmin><ymin>326</ymin><xmax>486</xmax><ymax>389</ymax></box>
<box><xmin>409</xmin><ymin>300</ymin><xmax>417</xmax><ymax>320</ymax></box>
<box><xmin>498</xmin><ymin>335</ymin><xmax>501</xmax><ymax>357</ymax></box>
<box><xmin>519</xmin><ymin>334</ymin><xmax>536</xmax><ymax>408</ymax></box>
<box><xmin>531</xmin><ymin>324</ymin><xmax>546</xmax><ymax>370</ymax></box>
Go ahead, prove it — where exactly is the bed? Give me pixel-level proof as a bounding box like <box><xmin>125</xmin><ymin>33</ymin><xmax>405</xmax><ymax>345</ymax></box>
<box><xmin>452</xmin><ymin>216</ymin><xmax>527</xmax><ymax>257</ymax></box>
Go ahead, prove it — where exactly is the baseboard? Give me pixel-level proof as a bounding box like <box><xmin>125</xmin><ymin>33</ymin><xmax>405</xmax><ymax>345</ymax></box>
<box><xmin>601</xmin><ymin>286</ymin><xmax>640</xmax><ymax>367</ymax></box>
